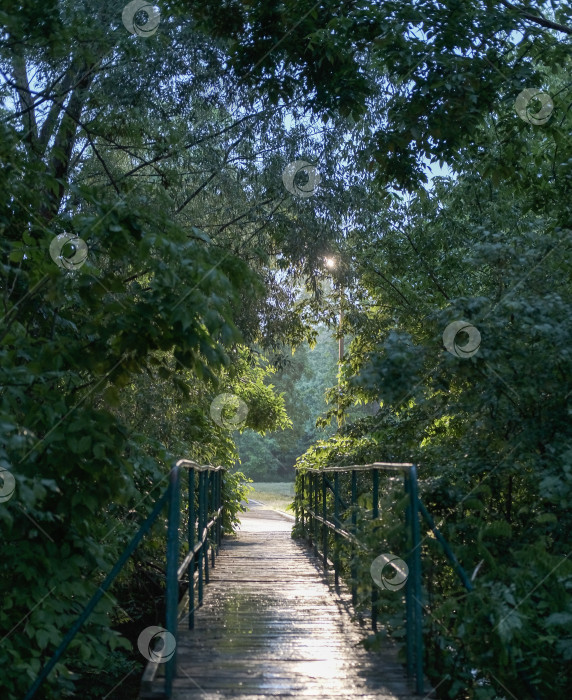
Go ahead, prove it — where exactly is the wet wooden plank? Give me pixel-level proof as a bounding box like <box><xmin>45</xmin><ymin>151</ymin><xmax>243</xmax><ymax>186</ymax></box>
<box><xmin>144</xmin><ymin>503</ymin><xmax>419</xmax><ymax>699</ymax></box>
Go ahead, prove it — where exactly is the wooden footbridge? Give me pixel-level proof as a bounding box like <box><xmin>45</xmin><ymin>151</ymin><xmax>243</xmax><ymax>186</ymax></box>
<box><xmin>26</xmin><ymin>460</ymin><xmax>457</xmax><ymax>700</ymax></box>
<box><xmin>142</xmin><ymin>502</ymin><xmax>417</xmax><ymax>699</ymax></box>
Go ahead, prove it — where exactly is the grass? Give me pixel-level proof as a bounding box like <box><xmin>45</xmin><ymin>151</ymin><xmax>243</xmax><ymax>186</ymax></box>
<box><xmin>249</xmin><ymin>482</ymin><xmax>295</xmax><ymax>513</ymax></box>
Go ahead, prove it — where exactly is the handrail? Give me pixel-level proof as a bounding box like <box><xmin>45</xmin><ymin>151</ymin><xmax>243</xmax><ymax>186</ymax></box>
<box><xmin>295</xmin><ymin>463</ymin><xmax>541</xmax><ymax>699</ymax></box>
<box><xmin>163</xmin><ymin>461</ymin><xmax>225</xmax><ymax>696</ymax></box>
<box><xmin>24</xmin><ymin>459</ymin><xmax>226</xmax><ymax>700</ymax></box>
<box><xmin>295</xmin><ymin>462</ymin><xmax>472</xmax><ymax>696</ymax></box>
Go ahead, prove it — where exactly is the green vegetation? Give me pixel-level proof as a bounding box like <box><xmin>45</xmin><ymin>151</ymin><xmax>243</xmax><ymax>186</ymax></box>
<box><xmin>294</xmin><ymin>123</ymin><xmax>572</xmax><ymax>696</ymax></box>
<box><xmin>1</xmin><ymin>1</ymin><xmax>571</xmax><ymax>699</ymax></box>
<box><xmin>249</xmin><ymin>482</ymin><xmax>295</xmax><ymax>512</ymax></box>
<box><xmin>236</xmin><ymin>328</ymin><xmax>337</xmax><ymax>481</ymax></box>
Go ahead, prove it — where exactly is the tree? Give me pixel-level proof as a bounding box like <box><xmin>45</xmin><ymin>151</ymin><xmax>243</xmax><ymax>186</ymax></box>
<box><xmin>236</xmin><ymin>327</ymin><xmax>339</xmax><ymax>480</ymax></box>
<box><xmin>297</xmin><ymin>108</ymin><xmax>572</xmax><ymax>695</ymax></box>
<box><xmin>0</xmin><ymin>2</ymin><xmax>348</xmax><ymax>696</ymax></box>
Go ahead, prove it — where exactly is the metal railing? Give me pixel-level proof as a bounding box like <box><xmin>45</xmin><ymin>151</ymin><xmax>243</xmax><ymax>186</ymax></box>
<box><xmin>24</xmin><ymin>459</ymin><xmax>225</xmax><ymax>700</ymax></box>
<box><xmin>295</xmin><ymin>462</ymin><xmax>474</xmax><ymax>696</ymax></box>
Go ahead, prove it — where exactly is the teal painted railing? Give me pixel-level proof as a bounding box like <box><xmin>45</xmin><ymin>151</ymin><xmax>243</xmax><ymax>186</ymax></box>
<box><xmin>24</xmin><ymin>459</ymin><xmax>225</xmax><ymax>700</ymax></box>
<box><xmin>294</xmin><ymin>462</ymin><xmax>474</xmax><ymax>696</ymax></box>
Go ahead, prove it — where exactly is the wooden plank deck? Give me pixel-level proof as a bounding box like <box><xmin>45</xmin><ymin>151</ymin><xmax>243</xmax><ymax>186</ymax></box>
<box><xmin>148</xmin><ymin>503</ymin><xmax>419</xmax><ymax>699</ymax></box>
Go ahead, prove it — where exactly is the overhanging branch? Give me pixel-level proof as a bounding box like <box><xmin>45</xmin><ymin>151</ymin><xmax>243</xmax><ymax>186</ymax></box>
<box><xmin>498</xmin><ymin>0</ymin><xmax>572</xmax><ymax>35</ymax></box>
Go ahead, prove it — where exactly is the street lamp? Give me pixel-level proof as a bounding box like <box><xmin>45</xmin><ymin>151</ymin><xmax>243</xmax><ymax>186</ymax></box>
<box><xmin>324</xmin><ymin>257</ymin><xmax>344</xmax><ymax>424</ymax></box>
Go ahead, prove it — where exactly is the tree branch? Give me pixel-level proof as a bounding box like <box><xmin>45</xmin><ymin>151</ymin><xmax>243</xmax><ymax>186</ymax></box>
<box><xmin>176</xmin><ymin>171</ymin><xmax>218</xmax><ymax>214</ymax></box>
<box><xmin>399</xmin><ymin>225</ymin><xmax>451</xmax><ymax>302</ymax></box>
<box><xmin>10</xmin><ymin>51</ymin><xmax>38</xmax><ymax>152</ymax></box>
<box><xmin>497</xmin><ymin>0</ymin><xmax>572</xmax><ymax>35</ymax></box>
<box><xmin>38</xmin><ymin>70</ymin><xmax>76</xmax><ymax>154</ymax></box>
<box><xmin>43</xmin><ymin>64</ymin><xmax>96</xmax><ymax>219</ymax></box>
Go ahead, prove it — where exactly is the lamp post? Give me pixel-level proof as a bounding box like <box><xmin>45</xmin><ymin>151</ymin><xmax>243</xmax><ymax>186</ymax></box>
<box><xmin>325</xmin><ymin>257</ymin><xmax>344</xmax><ymax>425</ymax></box>
<box><xmin>338</xmin><ymin>288</ymin><xmax>344</xmax><ymax>363</ymax></box>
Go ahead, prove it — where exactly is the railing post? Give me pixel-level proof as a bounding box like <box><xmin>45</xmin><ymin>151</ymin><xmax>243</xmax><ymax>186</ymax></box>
<box><xmin>308</xmin><ymin>473</ymin><xmax>312</xmax><ymax>545</ymax></box>
<box><xmin>372</xmin><ymin>468</ymin><xmax>379</xmax><ymax>631</ymax></box>
<box><xmin>313</xmin><ymin>473</ymin><xmax>319</xmax><ymax>556</ymax></box>
<box><xmin>217</xmin><ymin>469</ymin><xmax>222</xmax><ymax>547</ymax></box>
<box><xmin>188</xmin><ymin>467</ymin><xmax>195</xmax><ymax>630</ymax></box>
<box><xmin>165</xmin><ymin>466</ymin><xmax>181</xmax><ymax>697</ymax></box>
<box><xmin>202</xmin><ymin>469</ymin><xmax>210</xmax><ymax>584</ymax></box>
<box><xmin>408</xmin><ymin>466</ymin><xmax>424</xmax><ymax>694</ymax></box>
<box><xmin>209</xmin><ymin>471</ymin><xmax>216</xmax><ymax>568</ymax></box>
<box><xmin>300</xmin><ymin>472</ymin><xmax>305</xmax><ymax>533</ymax></box>
<box><xmin>334</xmin><ymin>472</ymin><xmax>340</xmax><ymax>588</ymax></box>
<box><xmin>351</xmin><ymin>469</ymin><xmax>357</xmax><ymax>607</ymax></box>
<box><xmin>404</xmin><ymin>472</ymin><xmax>414</xmax><ymax>681</ymax></box>
<box><xmin>197</xmin><ymin>470</ymin><xmax>204</xmax><ymax>606</ymax></box>
<box><xmin>322</xmin><ymin>472</ymin><xmax>328</xmax><ymax>570</ymax></box>
<box><xmin>295</xmin><ymin>471</ymin><xmax>299</xmax><ymax>527</ymax></box>
<box><xmin>220</xmin><ymin>469</ymin><xmax>224</xmax><ymax>545</ymax></box>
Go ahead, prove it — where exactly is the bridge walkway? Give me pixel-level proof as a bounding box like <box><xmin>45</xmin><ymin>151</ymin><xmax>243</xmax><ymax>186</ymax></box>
<box><xmin>154</xmin><ymin>503</ymin><xmax>418</xmax><ymax>699</ymax></box>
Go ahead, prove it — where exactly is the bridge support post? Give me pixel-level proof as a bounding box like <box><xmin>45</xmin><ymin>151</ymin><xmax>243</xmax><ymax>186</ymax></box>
<box><xmin>313</xmin><ymin>473</ymin><xmax>319</xmax><ymax>556</ymax></box>
<box><xmin>217</xmin><ymin>469</ymin><xmax>222</xmax><ymax>547</ymax></box>
<box><xmin>322</xmin><ymin>472</ymin><xmax>328</xmax><ymax>569</ymax></box>
<box><xmin>409</xmin><ymin>466</ymin><xmax>424</xmax><ymax>694</ymax></box>
<box><xmin>198</xmin><ymin>470</ymin><xmax>204</xmax><ymax>605</ymax></box>
<box><xmin>334</xmin><ymin>472</ymin><xmax>340</xmax><ymax>588</ymax></box>
<box><xmin>188</xmin><ymin>467</ymin><xmax>195</xmax><ymax>630</ymax></box>
<box><xmin>299</xmin><ymin>473</ymin><xmax>305</xmax><ymax>532</ymax></box>
<box><xmin>202</xmin><ymin>469</ymin><xmax>210</xmax><ymax>584</ymax></box>
<box><xmin>371</xmin><ymin>469</ymin><xmax>379</xmax><ymax>631</ymax></box>
<box><xmin>404</xmin><ymin>466</ymin><xmax>424</xmax><ymax>694</ymax></box>
<box><xmin>210</xmin><ymin>471</ymin><xmax>216</xmax><ymax>568</ymax></box>
<box><xmin>165</xmin><ymin>466</ymin><xmax>181</xmax><ymax>697</ymax></box>
<box><xmin>351</xmin><ymin>469</ymin><xmax>357</xmax><ymax>607</ymax></box>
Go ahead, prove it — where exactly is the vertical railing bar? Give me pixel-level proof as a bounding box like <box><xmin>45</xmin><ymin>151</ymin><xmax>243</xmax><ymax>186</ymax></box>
<box><xmin>210</xmin><ymin>471</ymin><xmax>215</xmax><ymax>568</ymax></box>
<box><xmin>220</xmin><ymin>469</ymin><xmax>224</xmax><ymax>546</ymax></box>
<box><xmin>300</xmin><ymin>473</ymin><xmax>305</xmax><ymax>534</ymax></box>
<box><xmin>312</xmin><ymin>474</ymin><xmax>320</xmax><ymax>556</ymax></box>
<box><xmin>165</xmin><ymin>466</ymin><xmax>181</xmax><ymax>697</ymax></box>
<box><xmin>351</xmin><ymin>469</ymin><xmax>357</xmax><ymax>607</ymax></box>
<box><xmin>322</xmin><ymin>472</ymin><xmax>328</xmax><ymax>570</ymax></box>
<box><xmin>404</xmin><ymin>472</ymin><xmax>414</xmax><ymax>681</ymax></box>
<box><xmin>409</xmin><ymin>465</ymin><xmax>424</xmax><ymax>694</ymax></box>
<box><xmin>371</xmin><ymin>468</ymin><xmax>379</xmax><ymax>632</ymax></box>
<box><xmin>197</xmin><ymin>470</ymin><xmax>204</xmax><ymax>606</ymax></box>
<box><xmin>334</xmin><ymin>472</ymin><xmax>340</xmax><ymax>589</ymax></box>
<box><xmin>216</xmin><ymin>469</ymin><xmax>222</xmax><ymax>547</ymax></box>
<box><xmin>295</xmin><ymin>471</ymin><xmax>300</xmax><ymax>528</ymax></box>
<box><xmin>308</xmin><ymin>473</ymin><xmax>313</xmax><ymax>548</ymax></box>
<box><xmin>188</xmin><ymin>467</ymin><xmax>195</xmax><ymax>630</ymax></box>
<box><xmin>203</xmin><ymin>469</ymin><xmax>210</xmax><ymax>585</ymax></box>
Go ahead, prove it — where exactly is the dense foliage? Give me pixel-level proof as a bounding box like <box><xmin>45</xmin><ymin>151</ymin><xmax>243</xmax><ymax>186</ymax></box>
<box><xmin>0</xmin><ymin>1</ymin><xmax>335</xmax><ymax>696</ymax></box>
<box><xmin>295</xmin><ymin>79</ymin><xmax>572</xmax><ymax>700</ymax></box>
<box><xmin>1</xmin><ymin>0</ymin><xmax>571</xmax><ymax>698</ymax></box>
<box><xmin>236</xmin><ymin>328</ymin><xmax>337</xmax><ymax>480</ymax></box>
